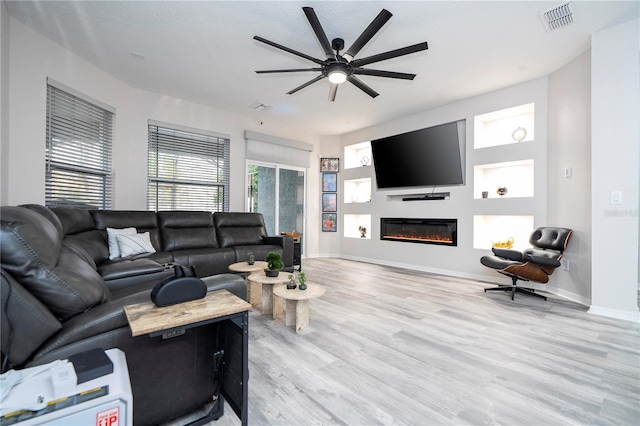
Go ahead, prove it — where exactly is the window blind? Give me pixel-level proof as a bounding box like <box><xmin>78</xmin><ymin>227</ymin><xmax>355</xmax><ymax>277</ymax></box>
<box><xmin>244</xmin><ymin>130</ymin><xmax>312</xmax><ymax>168</ymax></box>
<box><xmin>45</xmin><ymin>82</ymin><xmax>114</xmax><ymax>209</ymax></box>
<box><xmin>148</xmin><ymin>123</ymin><xmax>230</xmax><ymax>212</ymax></box>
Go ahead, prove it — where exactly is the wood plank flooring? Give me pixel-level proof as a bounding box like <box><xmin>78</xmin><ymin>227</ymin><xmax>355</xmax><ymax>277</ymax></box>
<box><xmin>167</xmin><ymin>258</ymin><xmax>640</xmax><ymax>425</ymax></box>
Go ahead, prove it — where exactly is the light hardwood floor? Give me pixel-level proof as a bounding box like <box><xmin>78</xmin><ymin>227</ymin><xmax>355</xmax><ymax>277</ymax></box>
<box><xmin>170</xmin><ymin>258</ymin><xmax>639</xmax><ymax>425</ymax></box>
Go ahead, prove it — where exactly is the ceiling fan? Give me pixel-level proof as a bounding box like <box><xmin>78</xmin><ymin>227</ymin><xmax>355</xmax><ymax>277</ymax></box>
<box><xmin>254</xmin><ymin>7</ymin><xmax>428</xmax><ymax>101</ymax></box>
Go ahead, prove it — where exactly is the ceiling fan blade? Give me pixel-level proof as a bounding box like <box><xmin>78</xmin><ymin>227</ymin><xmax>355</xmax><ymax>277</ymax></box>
<box><xmin>343</xmin><ymin>9</ymin><xmax>393</xmax><ymax>62</ymax></box>
<box><xmin>351</xmin><ymin>42</ymin><xmax>428</xmax><ymax>67</ymax></box>
<box><xmin>256</xmin><ymin>68</ymin><xmax>322</xmax><ymax>74</ymax></box>
<box><xmin>353</xmin><ymin>69</ymin><xmax>416</xmax><ymax>80</ymax></box>
<box><xmin>302</xmin><ymin>7</ymin><xmax>335</xmax><ymax>60</ymax></box>
<box><xmin>328</xmin><ymin>83</ymin><xmax>338</xmax><ymax>102</ymax></box>
<box><xmin>254</xmin><ymin>35</ymin><xmax>325</xmax><ymax>65</ymax></box>
<box><xmin>286</xmin><ymin>74</ymin><xmax>326</xmax><ymax>95</ymax></box>
<box><xmin>347</xmin><ymin>75</ymin><xmax>379</xmax><ymax>98</ymax></box>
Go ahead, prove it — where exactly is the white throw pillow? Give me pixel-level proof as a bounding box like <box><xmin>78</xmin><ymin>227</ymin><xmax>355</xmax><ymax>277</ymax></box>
<box><xmin>116</xmin><ymin>232</ymin><xmax>156</xmax><ymax>257</ymax></box>
<box><xmin>107</xmin><ymin>227</ymin><xmax>137</xmax><ymax>259</ymax></box>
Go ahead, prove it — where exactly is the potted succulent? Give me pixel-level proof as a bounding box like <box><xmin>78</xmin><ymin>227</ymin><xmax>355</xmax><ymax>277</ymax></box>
<box><xmin>247</xmin><ymin>251</ymin><xmax>255</xmax><ymax>265</ymax></box>
<box><xmin>297</xmin><ymin>272</ymin><xmax>307</xmax><ymax>290</ymax></box>
<box><xmin>265</xmin><ymin>251</ymin><xmax>284</xmax><ymax>277</ymax></box>
<box><xmin>287</xmin><ymin>273</ymin><xmax>297</xmax><ymax>290</ymax></box>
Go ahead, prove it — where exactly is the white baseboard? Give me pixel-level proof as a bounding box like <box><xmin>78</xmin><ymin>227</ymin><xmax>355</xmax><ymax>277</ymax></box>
<box><xmin>338</xmin><ymin>254</ymin><xmax>500</xmax><ymax>284</ymax></box>
<box><xmin>546</xmin><ymin>287</ymin><xmax>591</xmax><ymax>307</ymax></box>
<box><xmin>587</xmin><ymin>305</ymin><xmax>640</xmax><ymax>323</ymax></box>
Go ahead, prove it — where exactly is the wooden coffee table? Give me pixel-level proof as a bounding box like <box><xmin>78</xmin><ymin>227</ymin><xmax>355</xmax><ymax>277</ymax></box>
<box><xmin>228</xmin><ymin>261</ymin><xmax>268</xmax><ymax>305</ymax></box>
<box><xmin>272</xmin><ymin>283</ymin><xmax>325</xmax><ymax>333</ymax></box>
<box><xmin>246</xmin><ymin>273</ymin><xmax>291</xmax><ymax>315</ymax></box>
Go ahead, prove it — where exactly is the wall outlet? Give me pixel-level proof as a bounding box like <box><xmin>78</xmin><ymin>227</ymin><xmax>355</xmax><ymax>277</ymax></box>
<box><xmin>562</xmin><ymin>259</ymin><xmax>570</xmax><ymax>271</ymax></box>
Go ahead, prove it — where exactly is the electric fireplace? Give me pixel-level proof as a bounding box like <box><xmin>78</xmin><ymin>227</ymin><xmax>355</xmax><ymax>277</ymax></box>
<box><xmin>380</xmin><ymin>218</ymin><xmax>457</xmax><ymax>246</ymax></box>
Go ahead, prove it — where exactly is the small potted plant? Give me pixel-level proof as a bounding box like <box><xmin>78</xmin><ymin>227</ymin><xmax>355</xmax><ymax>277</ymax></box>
<box><xmin>247</xmin><ymin>252</ymin><xmax>255</xmax><ymax>265</ymax></box>
<box><xmin>287</xmin><ymin>273</ymin><xmax>297</xmax><ymax>290</ymax></box>
<box><xmin>297</xmin><ymin>271</ymin><xmax>307</xmax><ymax>290</ymax></box>
<box><xmin>265</xmin><ymin>251</ymin><xmax>284</xmax><ymax>277</ymax></box>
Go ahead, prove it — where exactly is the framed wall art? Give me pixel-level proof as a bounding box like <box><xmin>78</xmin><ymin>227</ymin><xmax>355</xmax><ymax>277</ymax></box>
<box><xmin>321</xmin><ymin>173</ymin><xmax>337</xmax><ymax>192</ymax></box>
<box><xmin>322</xmin><ymin>213</ymin><xmax>337</xmax><ymax>232</ymax></box>
<box><xmin>322</xmin><ymin>193</ymin><xmax>337</xmax><ymax>212</ymax></box>
<box><xmin>320</xmin><ymin>158</ymin><xmax>339</xmax><ymax>172</ymax></box>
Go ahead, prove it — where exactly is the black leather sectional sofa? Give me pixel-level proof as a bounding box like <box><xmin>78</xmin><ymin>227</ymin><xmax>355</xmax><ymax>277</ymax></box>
<box><xmin>0</xmin><ymin>204</ymin><xmax>293</xmax><ymax>424</ymax></box>
<box><xmin>48</xmin><ymin>206</ymin><xmax>293</xmax><ymax>292</ymax></box>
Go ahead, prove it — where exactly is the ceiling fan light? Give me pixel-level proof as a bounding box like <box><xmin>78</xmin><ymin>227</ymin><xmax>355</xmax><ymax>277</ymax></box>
<box><xmin>328</xmin><ymin>70</ymin><xmax>347</xmax><ymax>84</ymax></box>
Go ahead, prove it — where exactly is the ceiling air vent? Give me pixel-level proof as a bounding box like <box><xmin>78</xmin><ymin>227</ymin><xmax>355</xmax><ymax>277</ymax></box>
<box><xmin>539</xmin><ymin>2</ymin><xmax>574</xmax><ymax>32</ymax></box>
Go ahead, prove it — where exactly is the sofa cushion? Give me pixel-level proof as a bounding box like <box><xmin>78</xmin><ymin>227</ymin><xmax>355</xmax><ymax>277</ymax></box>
<box><xmin>63</xmin><ymin>231</ymin><xmax>110</xmax><ymax>267</ymax></box>
<box><xmin>51</xmin><ymin>208</ymin><xmax>96</xmax><ymax>235</ymax></box>
<box><xmin>213</xmin><ymin>212</ymin><xmax>268</xmax><ymax>248</ymax></box>
<box><xmin>91</xmin><ymin>211</ymin><xmax>162</xmax><ymax>251</ymax></box>
<box><xmin>117</xmin><ymin>232</ymin><xmax>156</xmax><ymax>257</ymax></box>
<box><xmin>158</xmin><ymin>211</ymin><xmax>218</xmax><ymax>251</ymax></box>
<box><xmin>0</xmin><ymin>207</ymin><xmax>110</xmax><ymax>321</ymax></box>
<box><xmin>107</xmin><ymin>227</ymin><xmax>137</xmax><ymax>259</ymax></box>
<box><xmin>171</xmin><ymin>248</ymin><xmax>236</xmax><ymax>277</ymax></box>
<box><xmin>21</xmin><ymin>204</ymin><xmax>64</xmax><ymax>235</ymax></box>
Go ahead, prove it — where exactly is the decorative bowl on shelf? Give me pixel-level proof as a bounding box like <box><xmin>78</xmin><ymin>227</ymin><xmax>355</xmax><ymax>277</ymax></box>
<box><xmin>497</xmin><ymin>186</ymin><xmax>508</xmax><ymax>197</ymax></box>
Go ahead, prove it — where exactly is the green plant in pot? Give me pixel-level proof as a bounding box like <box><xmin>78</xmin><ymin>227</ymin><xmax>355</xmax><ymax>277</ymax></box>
<box><xmin>247</xmin><ymin>251</ymin><xmax>255</xmax><ymax>265</ymax></box>
<box><xmin>287</xmin><ymin>273</ymin><xmax>297</xmax><ymax>290</ymax></box>
<box><xmin>297</xmin><ymin>272</ymin><xmax>307</xmax><ymax>290</ymax></box>
<box><xmin>265</xmin><ymin>251</ymin><xmax>284</xmax><ymax>277</ymax></box>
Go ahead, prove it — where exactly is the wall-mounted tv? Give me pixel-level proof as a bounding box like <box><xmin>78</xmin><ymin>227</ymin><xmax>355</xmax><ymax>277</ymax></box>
<box><xmin>370</xmin><ymin>120</ymin><xmax>465</xmax><ymax>189</ymax></box>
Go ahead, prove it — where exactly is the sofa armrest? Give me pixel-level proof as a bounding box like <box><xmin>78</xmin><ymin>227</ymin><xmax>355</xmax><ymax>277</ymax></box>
<box><xmin>1</xmin><ymin>270</ymin><xmax>62</xmax><ymax>368</ymax></box>
<box><xmin>263</xmin><ymin>235</ymin><xmax>294</xmax><ymax>267</ymax></box>
<box><xmin>34</xmin><ymin>290</ymin><xmax>151</xmax><ymax>358</ymax></box>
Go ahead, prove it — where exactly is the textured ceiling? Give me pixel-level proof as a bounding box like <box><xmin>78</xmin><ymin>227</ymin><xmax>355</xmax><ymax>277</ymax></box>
<box><xmin>7</xmin><ymin>1</ymin><xmax>639</xmax><ymax>135</ymax></box>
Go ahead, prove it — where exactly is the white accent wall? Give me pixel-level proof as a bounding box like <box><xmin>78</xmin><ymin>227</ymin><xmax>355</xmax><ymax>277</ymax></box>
<box><xmin>338</xmin><ymin>77</ymin><xmax>549</xmax><ymax>282</ymax></box>
<box><xmin>589</xmin><ymin>19</ymin><xmax>640</xmax><ymax>322</ymax></box>
<box><xmin>547</xmin><ymin>50</ymin><xmax>592</xmax><ymax>306</ymax></box>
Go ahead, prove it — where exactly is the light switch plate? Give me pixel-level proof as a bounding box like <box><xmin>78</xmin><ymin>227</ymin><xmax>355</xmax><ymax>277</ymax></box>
<box><xmin>610</xmin><ymin>191</ymin><xmax>623</xmax><ymax>204</ymax></box>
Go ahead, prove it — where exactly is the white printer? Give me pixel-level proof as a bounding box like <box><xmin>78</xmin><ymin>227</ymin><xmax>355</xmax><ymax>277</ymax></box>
<box><xmin>0</xmin><ymin>348</ymin><xmax>132</xmax><ymax>425</ymax></box>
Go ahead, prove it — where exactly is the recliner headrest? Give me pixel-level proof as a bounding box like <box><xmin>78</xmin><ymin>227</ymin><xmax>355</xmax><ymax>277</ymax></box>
<box><xmin>529</xmin><ymin>227</ymin><xmax>572</xmax><ymax>252</ymax></box>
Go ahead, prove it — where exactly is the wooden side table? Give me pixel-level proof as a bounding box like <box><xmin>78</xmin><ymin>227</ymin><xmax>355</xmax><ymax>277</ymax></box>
<box><xmin>228</xmin><ymin>261</ymin><xmax>268</xmax><ymax>305</ymax></box>
<box><xmin>246</xmin><ymin>273</ymin><xmax>291</xmax><ymax>315</ymax></box>
<box><xmin>124</xmin><ymin>290</ymin><xmax>251</xmax><ymax>425</ymax></box>
<box><xmin>272</xmin><ymin>284</ymin><xmax>325</xmax><ymax>333</ymax></box>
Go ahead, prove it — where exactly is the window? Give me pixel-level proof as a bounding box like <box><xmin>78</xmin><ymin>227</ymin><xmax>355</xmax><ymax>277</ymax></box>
<box><xmin>45</xmin><ymin>80</ymin><xmax>114</xmax><ymax>209</ymax></box>
<box><xmin>148</xmin><ymin>122</ymin><xmax>230</xmax><ymax>212</ymax></box>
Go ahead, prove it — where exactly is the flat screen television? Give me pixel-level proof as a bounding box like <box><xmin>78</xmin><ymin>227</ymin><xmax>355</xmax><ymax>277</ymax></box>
<box><xmin>370</xmin><ymin>120</ymin><xmax>465</xmax><ymax>189</ymax></box>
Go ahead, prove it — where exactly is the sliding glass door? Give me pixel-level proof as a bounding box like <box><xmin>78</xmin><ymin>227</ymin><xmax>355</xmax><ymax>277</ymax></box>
<box><xmin>247</xmin><ymin>163</ymin><xmax>305</xmax><ymax>251</ymax></box>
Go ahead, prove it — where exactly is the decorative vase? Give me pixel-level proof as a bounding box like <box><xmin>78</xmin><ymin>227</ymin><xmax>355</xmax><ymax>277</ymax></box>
<box><xmin>299</xmin><ymin>283</ymin><xmax>307</xmax><ymax>291</ymax></box>
<box><xmin>265</xmin><ymin>269</ymin><xmax>279</xmax><ymax>277</ymax></box>
<box><xmin>287</xmin><ymin>279</ymin><xmax>297</xmax><ymax>290</ymax></box>
<box><xmin>497</xmin><ymin>186</ymin><xmax>508</xmax><ymax>197</ymax></box>
<box><xmin>247</xmin><ymin>260</ymin><xmax>255</xmax><ymax>265</ymax></box>
<box><xmin>482</xmin><ymin>191</ymin><xmax>489</xmax><ymax>199</ymax></box>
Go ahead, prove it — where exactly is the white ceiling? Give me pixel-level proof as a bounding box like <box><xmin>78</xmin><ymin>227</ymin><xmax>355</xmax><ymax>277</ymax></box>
<box><xmin>6</xmin><ymin>1</ymin><xmax>639</xmax><ymax>135</ymax></box>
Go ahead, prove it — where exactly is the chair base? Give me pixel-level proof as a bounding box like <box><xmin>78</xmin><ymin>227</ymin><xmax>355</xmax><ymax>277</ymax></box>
<box><xmin>484</xmin><ymin>285</ymin><xmax>547</xmax><ymax>301</ymax></box>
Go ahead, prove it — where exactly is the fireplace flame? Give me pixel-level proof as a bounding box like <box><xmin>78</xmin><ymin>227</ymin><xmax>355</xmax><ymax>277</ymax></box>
<box><xmin>383</xmin><ymin>234</ymin><xmax>454</xmax><ymax>243</ymax></box>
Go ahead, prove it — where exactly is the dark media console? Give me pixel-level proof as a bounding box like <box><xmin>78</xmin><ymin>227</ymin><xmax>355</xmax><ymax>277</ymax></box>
<box><xmin>402</xmin><ymin>192</ymin><xmax>450</xmax><ymax>201</ymax></box>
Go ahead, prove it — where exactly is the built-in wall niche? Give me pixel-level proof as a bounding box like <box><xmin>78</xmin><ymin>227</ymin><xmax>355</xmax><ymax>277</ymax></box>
<box><xmin>474</xmin><ymin>103</ymin><xmax>534</xmax><ymax>149</ymax></box>
<box><xmin>344</xmin><ymin>178</ymin><xmax>371</xmax><ymax>203</ymax></box>
<box><xmin>474</xmin><ymin>160</ymin><xmax>534</xmax><ymax>199</ymax></box>
<box><xmin>343</xmin><ymin>214</ymin><xmax>371</xmax><ymax>239</ymax></box>
<box><xmin>473</xmin><ymin>215</ymin><xmax>534</xmax><ymax>251</ymax></box>
<box><xmin>344</xmin><ymin>141</ymin><xmax>372</xmax><ymax>169</ymax></box>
